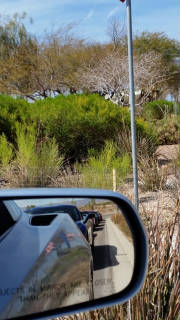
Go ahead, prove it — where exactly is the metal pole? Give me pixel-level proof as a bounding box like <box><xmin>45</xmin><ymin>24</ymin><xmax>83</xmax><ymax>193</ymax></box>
<box><xmin>113</xmin><ymin>168</ymin><xmax>117</xmax><ymax>192</ymax></box>
<box><xmin>126</xmin><ymin>0</ymin><xmax>139</xmax><ymax>210</ymax></box>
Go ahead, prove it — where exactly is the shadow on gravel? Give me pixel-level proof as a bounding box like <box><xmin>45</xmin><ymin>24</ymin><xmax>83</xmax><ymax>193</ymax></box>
<box><xmin>93</xmin><ymin>245</ymin><xmax>119</xmax><ymax>270</ymax></box>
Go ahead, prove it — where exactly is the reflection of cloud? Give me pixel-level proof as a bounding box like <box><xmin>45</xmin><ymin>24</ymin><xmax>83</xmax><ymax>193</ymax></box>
<box><xmin>82</xmin><ymin>9</ymin><xmax>94</xmax><ymax>22</ymax></box>
<box><xmin>107</xmin><ymin>6</ymin><xmax>119</xmax><ymax>19</ymax></box>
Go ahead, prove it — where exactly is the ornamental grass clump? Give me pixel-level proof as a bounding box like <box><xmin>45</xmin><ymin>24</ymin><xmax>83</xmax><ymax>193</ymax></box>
<box><xmin>77</xmin><ymin>141</ymin><xmax>132</xmax><ymax>189</ymax></box>
<box><xmin>0</xmin><ymin>124</ymin><xmax>64</xmax><ymax>187</ymax></box>
<box><xmin>138</xmin><ymin>154</ymin><xmax>168</xmax><ymax>192</ymax></box>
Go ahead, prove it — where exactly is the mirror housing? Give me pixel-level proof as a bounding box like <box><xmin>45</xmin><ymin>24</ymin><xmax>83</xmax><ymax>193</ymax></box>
<box><xmin>0</xmin><ymin>188</ymin><xmax>148</xmax><ymax>320</ymax></box>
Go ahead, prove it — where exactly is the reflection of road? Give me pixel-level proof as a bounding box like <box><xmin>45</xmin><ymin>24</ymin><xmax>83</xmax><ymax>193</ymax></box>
<box><xmin>93</xmin><ymin>215</ymin><xmax>134</xmax><ymax>299</ymax></box>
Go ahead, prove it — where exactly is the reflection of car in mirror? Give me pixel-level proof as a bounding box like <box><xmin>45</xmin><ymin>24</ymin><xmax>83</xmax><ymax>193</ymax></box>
<box><xmin>92</xmin><ymin>211</ymin><xmax>99</xmax><ymax>227</ymax></box>
<box><xmin>81</xmin><ymin>211</ymin><xmax>100</xmax><ymax>229</ymax></box>
<box><xmin>0</xmin><ymin>188</ymin><xmax>148</xmax><ymax>320</ymax></box>
<box><xmin>0</xmin><ymin>199</ymin><xmax>93</xmax><ymax>319</ymax></box>
<box><xmin>25</xmin><ymin>204</ymin><xmax>94</xmax><ymax>247</ymax></box>
<box><xmin>92</xmin><ymin>211</ymin><xmax>103</xmax><ymax>225</ymax></box>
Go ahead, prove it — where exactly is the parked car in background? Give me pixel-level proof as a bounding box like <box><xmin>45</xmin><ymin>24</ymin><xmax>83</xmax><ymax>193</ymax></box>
<box><xmin>95</xmin><ymin>211</ymin><xmax>103</xmax><ymax>222</ymax></box>
<box><xmin>81</xmin><ymin>210</ymin><xmax>95</xmax><ymax>227</ymax></box>
<box><xmin>25</xmin><ymin>204</ymin><xmax>94</xmax><ymax>247</ymax></box>
<box><xmin>81</xmin><ymin>211</ymin><xmax>94</xmax><ymax>247</ymax></box>
<box><xmin>0</xmin><ymin>199</ymin><xmax>94</xmax><ymax>319</ymax></box>
<box><xmin>81</xmin><ymin>210</ymin><xmax>102</xmax><ymax>229</ymax></box>
<box><xmin>84</xmin><ymin>211</ymin><xmax>102</xmax><ymax>228</ymax></box>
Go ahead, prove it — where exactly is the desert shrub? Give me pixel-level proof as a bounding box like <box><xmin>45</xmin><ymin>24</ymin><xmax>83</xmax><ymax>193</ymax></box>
<box><xmin>28</xmin><ymin>94</ymin><xmax>153</xmax><ymax>162</ymax></box>
<box><xmin>138</xmin><ymin>154</ymin><xmax>168</xmax><ymax>192</ymax></box>
<box><xmin>0</xmin><ymin>94</ymin><xmax>154</xmax><ymax>163</ymax></box>
<box><xmin>0</xmin><ymin>95</ymin><xmax>30</xmax><ymax>143</ymax></box>
<box><xmin>116</xmin><ymin>120</ymin><xmax>157</xmax><ymax>159</ymax></box>
<box><xmin>0</xmin><ymin>95</ymin><xmax>29</xmax><ymax>118</ymax></box>
<box><xmin>143</xmin><ymin>100</ymin><xmax>176</xmax><ymax>121</ymax></box>
<box><xmin>152</xmin><ymin>115</ymin><xmax>179</xmax><ymax>145</ymax></box>
<box><xmin>52</xmin><ymin>165</ymin><xmax>81</xmax><ymax>188</ymax></box>
<box><xmin>2</xmin><ymin>124</ymin><xmax>64</xmax><ymax>187</ymax></box>
<box><xmin>41</xmin><ymin>94</ymin><xmax>131</xmax><ymax>161</ymax></box>
<box><xmin>0</xmin><ymin>134</ymin><xmax>13</xmax><ymax>167</ymax></box>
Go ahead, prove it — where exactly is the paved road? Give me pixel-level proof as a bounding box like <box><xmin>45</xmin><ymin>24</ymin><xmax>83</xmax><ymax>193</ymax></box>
<box><xmin>92</xmin><ymin>215</ymin><xmax>134</xmax><ymax>299</ymax></box>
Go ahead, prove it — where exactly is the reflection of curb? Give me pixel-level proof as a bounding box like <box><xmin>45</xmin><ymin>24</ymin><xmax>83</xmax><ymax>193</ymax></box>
<box><xmin>108</xmin><ymin>219</ymin><xmax>134</xmax><ymax>268</ymax></box>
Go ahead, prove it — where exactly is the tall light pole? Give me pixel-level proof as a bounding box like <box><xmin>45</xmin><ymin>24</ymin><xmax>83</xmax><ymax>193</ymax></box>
<box><xmin>120</xmin><ymin>0</ymin><xmax>139</xmax><ymax>210</ymax></box>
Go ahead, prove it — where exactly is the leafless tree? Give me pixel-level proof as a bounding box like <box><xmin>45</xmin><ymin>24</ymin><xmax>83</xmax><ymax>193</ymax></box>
<box><xmin>133</xmin><ymin>51</ymin><xmax>172</xmax><ymax>104</ymax></box>
<box><xmin>107</xmin><ymin>17</ymin><xmax>126</xmax><ymax>51</ymax></box>
<box><xmin>79</xmin><ymin>51</ymin><xmax>172</xmax><ymax>105</ymax></box>
<box><xmin>79</xmin><ymin>52</ymin><xmax>128</xmax><ymax>96</ymax></box>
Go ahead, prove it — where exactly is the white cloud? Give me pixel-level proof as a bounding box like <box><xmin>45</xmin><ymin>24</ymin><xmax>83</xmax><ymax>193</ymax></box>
<box><xmin>107</xmin><ymin>6</ymin><xmax>120</xmax><ymax>19</ymax></box>
<box><xmin>82</xmin><ymin>9</ymin><xmax>94</xmax><ymax>22</ymax></box>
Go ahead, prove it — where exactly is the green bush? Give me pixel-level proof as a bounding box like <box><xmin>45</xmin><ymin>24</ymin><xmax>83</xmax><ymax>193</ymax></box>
<box><xmin>39</xmin><ymin>94</ymin><xmax>131</xmax><ymax>161</ymax></box>
<box><xmin>143</xmin><ymin>100</ymin><xmax>177</xmax><ymax>121</ymax></box>
<box><xmin>32</xmin><ymin>94</ymin><xmax>153</xmax><ymax>161</ymax></box>
<box><xmin>0</xmin><ymin>134</ymin><xmax>13</xmax><ymax>168</ymax></box>
<box><xmin>0</xmin><ymin>95</ymin><xmax>30</xmax><ymax>143</ymax></box>
<box><xmin>0</xmin><ymin>93</ymin><xmax>154</xmax><ymax>163</ymax></box>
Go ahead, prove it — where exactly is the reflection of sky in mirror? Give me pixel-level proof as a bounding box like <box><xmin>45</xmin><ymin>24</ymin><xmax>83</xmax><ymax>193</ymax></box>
<box><xmin>15</xmin><ymin>198</ymin><xmax>110</xmax><ymax>210</ymax></box>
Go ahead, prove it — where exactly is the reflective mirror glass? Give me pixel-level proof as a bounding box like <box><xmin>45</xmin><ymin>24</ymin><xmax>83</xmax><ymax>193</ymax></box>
<box><xmin>0</xmin><ymin>197</ymin><xmax>134</xmax><ymax>319</ymax></box>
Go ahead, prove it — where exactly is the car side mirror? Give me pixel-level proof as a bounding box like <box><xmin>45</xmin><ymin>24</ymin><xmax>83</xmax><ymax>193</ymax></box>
<box><xmin>0</xmin><ymin>188</ymin><xmax>148</xmax><ymax>320</ymax></box>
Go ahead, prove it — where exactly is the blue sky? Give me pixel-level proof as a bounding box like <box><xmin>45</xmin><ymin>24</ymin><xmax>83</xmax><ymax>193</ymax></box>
<box><xmin>0</xmin><ymin>0</ymin><xmax>180</xmax><ymax>42</ymax></box>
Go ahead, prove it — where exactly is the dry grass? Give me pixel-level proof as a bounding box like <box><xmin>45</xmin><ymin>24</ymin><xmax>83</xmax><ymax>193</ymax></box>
<box><xmin>130</xmin><ymin>202</ymin><xmax>180</xmax><ymax>320</ymax></box>
<box><xmin>111</xmin><ymin>213</ymin><xmax>133</xmax><ymax>241</ymax></box>
<box><xmin>51</xmin><ymin>166</ymin><xmax>81</xmax><ymax>188</ymax></box>
<box><xmin>116</xmin><ymin>125</ymin><xmax>156</xmax><ymax>159</ymax></box>
<box><xmin>138</xmin><ymin>154</ymin><xmax>168</xmax><ymax>192</ymax></box>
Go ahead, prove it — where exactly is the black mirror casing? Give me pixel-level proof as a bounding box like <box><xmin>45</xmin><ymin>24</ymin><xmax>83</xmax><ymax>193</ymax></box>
<box><xmin>0</xmin><ymin>188</ymin><xmax>148</xmax><ymax>320</ymax></box>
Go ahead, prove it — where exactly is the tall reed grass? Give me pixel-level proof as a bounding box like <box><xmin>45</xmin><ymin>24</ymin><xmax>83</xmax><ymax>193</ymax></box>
<box><xmin>76</xmin><ymin>141</ymin><xmax>132</xmax><ymax>189</ymax></box>
<box><xmin>0</xmin><ymin>125</ymin><xmax>64</xmax><ymax>187</ymax></box>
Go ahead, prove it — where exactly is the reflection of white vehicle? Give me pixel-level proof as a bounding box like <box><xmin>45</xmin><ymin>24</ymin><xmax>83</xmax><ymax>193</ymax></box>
<box><xmin>0</xmin><ymin>200</ymin><xmax>93</xmax><ymax>319</ymax></box>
